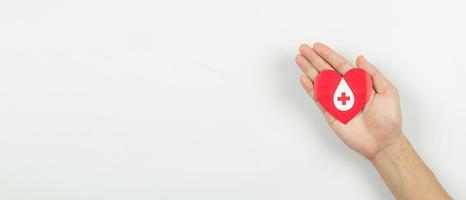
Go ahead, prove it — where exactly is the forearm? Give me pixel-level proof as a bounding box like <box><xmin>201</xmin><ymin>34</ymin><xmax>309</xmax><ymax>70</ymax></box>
<box><xmin>370</xmin><ymin>134</ymin><xmax>451</xmax><ymax>200</ymax></box>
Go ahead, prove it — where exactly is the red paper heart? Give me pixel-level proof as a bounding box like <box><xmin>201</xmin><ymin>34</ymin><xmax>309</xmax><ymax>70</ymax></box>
<box><xmin>314</xmin><ymin>68</ymin><xmax>372</xmax><ymax>124</ymax></box>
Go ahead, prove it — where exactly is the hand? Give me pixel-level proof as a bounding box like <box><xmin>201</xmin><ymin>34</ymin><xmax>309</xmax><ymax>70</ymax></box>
<box><xmin>296</xmin><ymin>43</ymin><xmax>451</xmax><ymax>199</ymax></box>
<box><xmin>295</xmin><ymin>42</ymin><xmax>403</xmax><ymax>159</ymax></box>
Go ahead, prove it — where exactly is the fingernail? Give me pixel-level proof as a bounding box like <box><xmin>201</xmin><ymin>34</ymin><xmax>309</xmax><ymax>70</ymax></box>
<box><xmin>299</xmin><ymin>44</ymin><xmax>307</xmax><ymax>50</ymax></box>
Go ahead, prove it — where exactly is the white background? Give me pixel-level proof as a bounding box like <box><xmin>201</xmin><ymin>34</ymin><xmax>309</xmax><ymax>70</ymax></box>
<box><xmin>1</xmin><ymin>0</ymin><xmax>465</xmax><ymax>199</ymax></box>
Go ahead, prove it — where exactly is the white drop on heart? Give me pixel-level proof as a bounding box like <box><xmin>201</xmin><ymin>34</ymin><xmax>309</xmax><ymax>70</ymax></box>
<box><xmin>333</xmin><ymin>78</ymin><xmax>355</xmax><ymax>111</ymax></box>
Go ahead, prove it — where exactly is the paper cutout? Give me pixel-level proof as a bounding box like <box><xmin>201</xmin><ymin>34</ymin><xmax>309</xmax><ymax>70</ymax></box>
<box><xmin>314</xmin><ymin>68</ymin><xmax>372</xmax><ymax>124</ymax></box>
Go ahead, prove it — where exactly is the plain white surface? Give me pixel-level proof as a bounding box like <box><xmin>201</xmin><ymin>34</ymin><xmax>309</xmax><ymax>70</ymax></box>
<box><xmin>1</xmin><ymin>0</ymin><xmax>465</xmax><ymax>199</ymax></box>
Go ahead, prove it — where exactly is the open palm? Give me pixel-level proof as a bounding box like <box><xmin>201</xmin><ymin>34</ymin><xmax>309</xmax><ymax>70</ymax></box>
<box><xmin>295</xmin><ymin>43</ymin><xmax>402</xmax><ymax>159</ymax></box>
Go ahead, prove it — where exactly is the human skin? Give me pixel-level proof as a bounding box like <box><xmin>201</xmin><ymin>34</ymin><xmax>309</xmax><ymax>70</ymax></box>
<box><xmin>295</xmin><ymin>42</ymin><xmax>451</xmax><ymax>200</ymax></box>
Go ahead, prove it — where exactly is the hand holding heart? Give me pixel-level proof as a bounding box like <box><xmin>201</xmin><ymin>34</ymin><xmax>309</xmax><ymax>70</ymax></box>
<box><xmin>295</xmin><ymin>43</ymin><xmax>402</xmax><ymax>159</ymax></box>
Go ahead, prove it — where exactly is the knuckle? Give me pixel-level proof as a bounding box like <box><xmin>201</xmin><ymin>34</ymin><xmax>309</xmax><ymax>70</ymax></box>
<box><xmin>386</xmin><ymin>85</ymin><xmax>399</xmax><ymax>95</ymax></box>
<box><xmin>336</xmin><ymin>60</ymin><xmax>350</xmax><ymax>69</ymax></box>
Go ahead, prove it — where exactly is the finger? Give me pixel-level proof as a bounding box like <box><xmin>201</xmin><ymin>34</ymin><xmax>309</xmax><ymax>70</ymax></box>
<box><xmin>299</xmin><ymin>75</ymin><xmax>337</xmax><ymax>125</ymax></box>
<box><xmin>295</xmin><ymin>54</ymin><xmax>319</xmax><ymax>81</ymax></box>
<box><xmin>356</xmin><ymin>55</ymin><xmax>394</xmax><ymax>94</ymax></box>
<box><xmin>299</xmin><ymin>74</ymin><xmax>315</xmax><ymax>100</ymax></box>
<box><xmin>299</xmin><ymin>44</ymin><xmax>333</xmax><ymax>72</ymax></box>
<box><xmin>313</xmin><ymin>42</ymin><xmax>353</xmax><ymax>74</ymax></box>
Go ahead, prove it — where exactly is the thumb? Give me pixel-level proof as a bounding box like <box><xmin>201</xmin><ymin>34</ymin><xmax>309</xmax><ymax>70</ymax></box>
<box><xmin>356</xmin><ymin>55</ymin><xmax>394</xmax><ymax>94</ymax></box>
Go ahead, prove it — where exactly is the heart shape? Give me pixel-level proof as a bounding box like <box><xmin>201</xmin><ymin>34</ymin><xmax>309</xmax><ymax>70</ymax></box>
<box><xmin>314</xmin><ymin>68</ymin><xmax>372</xmax><ymax>124</ymax></box>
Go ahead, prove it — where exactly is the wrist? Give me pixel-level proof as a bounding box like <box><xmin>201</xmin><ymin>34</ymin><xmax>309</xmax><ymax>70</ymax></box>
<box><xmin>369</xmin><ymin>132</ymin><xmax>408</xmax><ymax>165</ymax></box>
<box><xmin>368</xmin><ymin>132</ymin><xmax>452</xmax><ymax>199</ymax></box>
